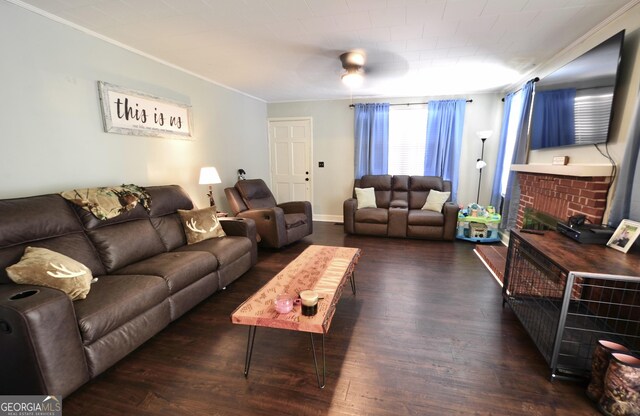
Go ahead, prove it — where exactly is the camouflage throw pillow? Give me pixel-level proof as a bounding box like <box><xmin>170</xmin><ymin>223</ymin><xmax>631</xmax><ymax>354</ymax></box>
<box><xmin>178</xmin><ymin>206</ymin><xmax>226</xmax><ymax>245</ymax></box>
<box><xmin>6</xmin><ymin>247</ymin><xmax>94</xmax><ymax>301</ymax></box>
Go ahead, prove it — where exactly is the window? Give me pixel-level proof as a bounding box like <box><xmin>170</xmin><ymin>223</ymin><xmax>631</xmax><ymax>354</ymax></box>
<box><xmin>574</xmin><ymin>88</ymin><xmax>614</xmax><ymax>144</ymax></box>
<box><xmin>499</xmin><ymin>90</ymin><xmax>524</xmax><ymax>196</ymax></box>
<box><xmin>387</xmin><ymin>106</ymin><xmax>428</xmax><ymax>175</ymax></box>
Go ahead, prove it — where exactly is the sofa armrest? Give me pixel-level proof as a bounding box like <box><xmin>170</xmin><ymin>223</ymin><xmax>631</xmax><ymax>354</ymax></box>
<box><xmin>237</xmin><ymin>207</ymin><xmax>287</xmax><ymax>248</ymax></box>
<box><xmin>278</xmin><ymin>201</ymin><xmax>313</xmax><ymax>235</ymax></box>
<box><xmin>219</xmin><ymin>217</ymin><xmax>258</xmax><ymax>265</ymax></box>
<box><xmin>390</xmin><ymin>199</ymin><xmax>408</xmax><ymax>209</ymax></box>
<box><xmin>442</xmin><ymin>202</ymin><xmax>461</xmax><ymax>241</ymax></box>
<box><xmin>0</xmin><ymin>284</ymin><xmax>89</xmax><ymax>397</ymax></box>
<box><xmin>343</xmin><ymin>198</ymin><xmax>357</xmax><ymax>234</ymax></box>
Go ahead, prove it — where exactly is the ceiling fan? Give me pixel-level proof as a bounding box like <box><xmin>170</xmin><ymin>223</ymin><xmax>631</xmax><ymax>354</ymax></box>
<box><xmin>339</xmin><ymin>51</ymin><xmax>366</xmax><ymax>88</ymax></box>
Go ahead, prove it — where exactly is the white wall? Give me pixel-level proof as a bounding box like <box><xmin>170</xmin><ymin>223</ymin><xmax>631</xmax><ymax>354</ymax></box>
<box><xmin>267</xmin><ymin>93</ymin><xmax>503</xmax><ymax>220</ymax></box>
<box><xmin>0</xmin><ymin>2</ymin><xmax>269</xmax><ymax>211</ymax></box>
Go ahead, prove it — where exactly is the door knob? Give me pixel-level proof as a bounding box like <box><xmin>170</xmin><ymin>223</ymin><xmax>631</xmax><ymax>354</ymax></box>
<box><xmin>305</xmin><ymin>178</ymin><xmax>309</xmax><ymax>181</ymax></box>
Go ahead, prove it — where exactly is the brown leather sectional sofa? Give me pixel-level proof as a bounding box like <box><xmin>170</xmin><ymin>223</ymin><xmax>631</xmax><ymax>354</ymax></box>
<box><xmin>343</xmin><ymin>175</ymin><xmax>460</xmax><ymax>240</ymax></box>
<box><xmin>0</xmin><ymin>185</ymin><xmax>257</xmax><ymax>397</ymax></box>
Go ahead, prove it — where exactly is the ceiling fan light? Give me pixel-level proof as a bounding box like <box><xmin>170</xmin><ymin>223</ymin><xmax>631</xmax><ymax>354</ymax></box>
<box><xmin>340</xmin><ymin>52</ymin><xmax>365</xmax><ymax>68</ymax></box>
<box><xmin>341</xmin><ymin>70</ymin><xmax>363</xmax><ymax>88</ymax></box>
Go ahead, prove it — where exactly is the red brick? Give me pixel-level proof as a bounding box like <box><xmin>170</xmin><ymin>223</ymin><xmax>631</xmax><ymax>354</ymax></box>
<box><xmin>586</xmin><ymin>182</ymin><xmax>610</xmax><ymax>191</ymax></box>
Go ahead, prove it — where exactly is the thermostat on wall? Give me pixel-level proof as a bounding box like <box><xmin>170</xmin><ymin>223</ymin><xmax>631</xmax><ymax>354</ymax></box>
<box><xmin>552</xmin><ymin>156</ymin><xmax>569</xmax><ymax>165</ymax></box>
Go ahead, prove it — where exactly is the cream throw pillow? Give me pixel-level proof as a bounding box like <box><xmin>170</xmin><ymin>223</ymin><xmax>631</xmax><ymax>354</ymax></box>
<box><xmin>355</xmin><ymin>187</ymin><xmax>377</xmax><ymax>209</ymax></box>
<box><xmin>6</xmin><ymin>247</ymin><xmax>93</xmax><ymax>300</ymax></box>
<box><xmin>178</xmin><ymin>206</ymin><xmax>226</xmax><ymax>245</ymax></box>
<box><xmin>421</xmin><ymin>190</ymin><xmax>451</xmax><ymax>212</ymax></box>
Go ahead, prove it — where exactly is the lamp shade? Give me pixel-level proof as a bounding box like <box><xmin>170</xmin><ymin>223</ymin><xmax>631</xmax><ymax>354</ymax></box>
<box><xmin>476</xmin><ymin>130</ymin><xmax>493</xmax><ymax>139</ymax></box>
<box><xmin>199</xmin><ymin>167</ymin><xmax>221</xmax><ymax>185</ymax></box>
<box><xmin>341</xmin><ymin>70</ymin><xmax>363</xmax><ymax>88</ymax></box>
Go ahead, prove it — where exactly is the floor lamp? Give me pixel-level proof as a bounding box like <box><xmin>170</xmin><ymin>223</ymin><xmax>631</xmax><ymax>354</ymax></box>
<box><xmin>199</xmin><ymin>166</ymin><xmax>222</xmax><ymax>207</ymax></box>
<box><xmin>475</xmin><ymin>130</ymin><xmax>492</xmax><ymax>204</ymax></box>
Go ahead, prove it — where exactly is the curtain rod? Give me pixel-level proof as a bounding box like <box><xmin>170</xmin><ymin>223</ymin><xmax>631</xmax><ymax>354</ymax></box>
<box><xmin>349</xmin><ymin>99</ymin><xmax>472</xmax><ymax>109</ymax></box>
<box><xmin>501</xmin><ymin>77</ymin><xmax>540</xmax><ymax>102</ymax></box>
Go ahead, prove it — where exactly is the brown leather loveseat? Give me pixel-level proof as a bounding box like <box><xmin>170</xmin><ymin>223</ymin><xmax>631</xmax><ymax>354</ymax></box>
<box><xmin>343</xmin><ymin>175</ymin><xmax>460</xmax><ymax>240</ymax></box>
<box><xmin>0</xmin><ymin>185</ymin><xmax>257</xmax><ymax>397</ymax></box>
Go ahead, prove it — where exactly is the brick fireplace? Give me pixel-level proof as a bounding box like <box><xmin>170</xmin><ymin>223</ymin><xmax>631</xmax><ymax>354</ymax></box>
<box><xmin>515</xmin><ymin>172</ymin><xmax>612</xmax><ymax>228</ymax></box>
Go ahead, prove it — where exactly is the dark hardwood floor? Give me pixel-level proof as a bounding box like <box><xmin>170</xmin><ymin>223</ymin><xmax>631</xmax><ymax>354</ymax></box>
<box><xmin>63</xmin><ymin>222</ymin><xmax>599</xmax><ymax>415</ymax></box>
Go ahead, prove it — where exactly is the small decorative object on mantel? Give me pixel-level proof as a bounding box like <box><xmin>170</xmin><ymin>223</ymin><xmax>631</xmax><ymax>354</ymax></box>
<box><xmin>98</xmin><ymin>81</ymin><xmax>193</xmax><ymax>139</ymax></box>
<box><xmin>552</xmin><ymin>156</ymin><xmax>569</xmax><ymax>165</ymax></box>
<box><xmin>606</xmin><ymin>219</ymin><xmax>640</xmax><ymax>253</ymax></box>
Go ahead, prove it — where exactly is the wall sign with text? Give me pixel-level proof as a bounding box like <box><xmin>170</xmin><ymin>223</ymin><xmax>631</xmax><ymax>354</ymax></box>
<box><xmin>98</xmin><ymin>81</ymin><xmax>193</xmax><ymax>139</ymax></box>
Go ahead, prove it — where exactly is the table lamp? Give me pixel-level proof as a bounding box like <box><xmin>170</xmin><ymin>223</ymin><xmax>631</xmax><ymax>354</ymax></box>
<box><xmin>199</xmin><ymin>166</ymin><xmax>221</xmax><ymax>207</ymax></box>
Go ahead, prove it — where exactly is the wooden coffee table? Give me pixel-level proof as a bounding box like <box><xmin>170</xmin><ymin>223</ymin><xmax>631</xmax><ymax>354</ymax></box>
<box><xmin>230</xmin><ymin>245</ymin><xmax>361</xmax><ymax>388</ymax></box>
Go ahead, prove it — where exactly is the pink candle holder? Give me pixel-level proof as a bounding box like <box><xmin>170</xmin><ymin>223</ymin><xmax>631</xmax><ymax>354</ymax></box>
<box><xmin>274</xmin><ymin>294</ymin><xmax>293</xmax><ymax>314</ymax></box>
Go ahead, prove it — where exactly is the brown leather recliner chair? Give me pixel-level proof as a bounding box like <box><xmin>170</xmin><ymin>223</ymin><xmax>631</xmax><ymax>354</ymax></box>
<box><xmin>225</xmin><ymin>179</ymin><xmax>313</xmax><ymax>248</ymax></box>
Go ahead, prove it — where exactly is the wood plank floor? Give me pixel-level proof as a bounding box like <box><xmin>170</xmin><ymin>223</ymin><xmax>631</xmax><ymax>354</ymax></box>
<box><xmin>63</xmin><ymin>222</ymin><xmax>600</xmax><ymax>415</ymax></box>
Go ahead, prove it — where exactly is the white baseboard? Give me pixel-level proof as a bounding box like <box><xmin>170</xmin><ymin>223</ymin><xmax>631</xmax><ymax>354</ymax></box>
<box><xmin>313</xmin><ymin>214</ymin><xmax>343</xmax><ymax>223</ymax></box>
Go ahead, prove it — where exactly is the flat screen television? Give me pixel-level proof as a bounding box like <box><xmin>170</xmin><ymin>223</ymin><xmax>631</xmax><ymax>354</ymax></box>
<box><xmin>529</xmin><ymin>30</ymin><xmax>625</xmax><ymax>150</ymax></box>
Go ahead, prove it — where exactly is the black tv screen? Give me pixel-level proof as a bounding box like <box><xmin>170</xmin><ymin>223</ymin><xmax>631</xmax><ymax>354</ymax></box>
<box><xmin>529</xmin><ymin>30</ymin><xmax>625</xmax><ymax>150</ymax></box>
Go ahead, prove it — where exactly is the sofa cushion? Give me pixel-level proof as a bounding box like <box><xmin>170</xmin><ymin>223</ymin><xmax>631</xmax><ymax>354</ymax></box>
<box><xmin>150</xmin><ymin>214</ymin><xmax>186</xmax><ymax>251</ymax></box>
<box><xmin>177</xmin><ymin>206</ymin><xmax>226</xmax><ymax>245</ymax></box>
<box><xmin>407</xmin><ymin>210</ymin><xmax>445</xmax><ymax>226</ymax></box>
<box><xmin>0</xmin><ymin>194</ymin><xmax>106</xmax><ymax>282</ymax></box>
<box><xmin>146</xmin><ymin>186</ymin><xmax>194</xmax><ymax>251</ymax></box>
<box><xmin>284</xmin><ymin>213</ymin><xmax>307</xmax><ymax>229</ymax></box>
<box><xmin>87</xmin><ymin>220</ymin><xmax>167</xmax><ymax>273</ymax></box>
<box><xmin>6</xmin><ymin>246</ymin><xmax>94</xmax><ymax>301</ymax></box>
<box><xmin>359</xmin><ymin>175</ymin><xmax>392</xmax><ymax>208</ymax></box>
<box><xmin>0</xmin><ymin>233</ymin><xmax>106</xmax><ymax>284</ymax></box>
<box><xmin>146</xmin><ymin>185</ymin><xmax>194</xmax><ymax>217</ymax></box>
<box><xmin>391</xmin><ymin>175</ymin><xmax>410</xmax><ymax>203</ymax></box>
<box><xmin>355</xmin><ymin>187</ymin><xmax>377</xmax><ymax>209</ymax></box>
<box><xmin>355</xmin><ymin>208</ymin><xmax>389</xmax><ymax>224</ymax></box>
<box><xmin>408</xmin><ymin>176</ymin><xmax>446</xmax><ymax>209</ymax></box>
<box><xmin>422</xmin><ymin>190</ymin><xmax>451</xmax><ymax>212</ymax></box>
<box><xmin>74</xmin><ymin>274</ymin><xmax>168</xmax><ymax>344</ymax></box>
<box><xmin>236</xmin><ymin>179</ymin><xmax>277</xmax><ymax>209</ymax></box>
<box><xmin>175</xmin><ymin>236</ymin><xmax>252</xmax><ymax>268</ymax></box>
<box><xmin>112</xmin><ymin>251</ymin><xmax>218</xmax><ymax>294</ymax></box>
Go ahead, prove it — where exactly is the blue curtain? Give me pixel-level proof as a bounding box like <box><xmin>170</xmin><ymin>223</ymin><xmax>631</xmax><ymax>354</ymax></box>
<box><xmin>354</xmin><ymin>103</ymin><xmax>389</xmax><ymax>179</ymax></box>
<box><xmin>490</xmin><ymin>93</ymin><xmax>515</xmax><ymax>210</ymax></box>
<box><xmin>609</xmin><ymin>86</ymin><xmax>640</xmax><ymax>226</ymax></box>
<box><xmin>424</xmin><ymin>99</ymin><xmax>466</xmax><ymax>200</ymax></box>
<box><xmin>502</xmin><ymin>80</ymin><xmax>535</xmax><ymax>230</ymax></box>
<box><xmin>530</xmin><ymin>88</ymin><xmax>576</xmax><ymax>149</ymax></box>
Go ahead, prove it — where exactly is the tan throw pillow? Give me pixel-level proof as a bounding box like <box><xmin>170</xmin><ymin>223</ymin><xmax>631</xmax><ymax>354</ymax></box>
<box><xmin>6</xmin><ymin>247</ymin><xmax>93</xmax><ymax>301</ymax></box>
<box><xmin>355</xmin><ymin>187</ymin><xmax>377</xmax><ymax>209</ymax></box>
<box><xmin>422</xmin><ymin>190</ymin><xmax>451</xmax><ymax>212</ymax></box>
<box><xmin>178</xmin><ymin>206</ymin><xmax>226</xmax><ymax>245</ymax></box>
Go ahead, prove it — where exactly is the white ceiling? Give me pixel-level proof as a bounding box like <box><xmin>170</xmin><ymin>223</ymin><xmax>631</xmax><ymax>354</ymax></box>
<box><xmin>16</xmin><ymin>0</ymin><xmax>637</xmax><ymax>102</ymax></box>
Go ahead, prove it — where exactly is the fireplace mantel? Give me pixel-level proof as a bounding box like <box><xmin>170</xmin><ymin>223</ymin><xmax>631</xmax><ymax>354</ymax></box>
<box><xmin>511</xmin><ymin>164</ymin><xmax>612</xmax><ymax>177</ymax></box>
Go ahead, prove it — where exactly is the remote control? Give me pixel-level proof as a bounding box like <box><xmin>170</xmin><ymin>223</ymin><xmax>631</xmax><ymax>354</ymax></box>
<box><xmin>520</xmin><ymin>229</ymin><xmax>545</xmax><ymax>235</ymax></box>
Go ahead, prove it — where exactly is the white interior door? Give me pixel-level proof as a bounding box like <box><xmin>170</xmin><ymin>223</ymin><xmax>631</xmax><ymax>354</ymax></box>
<box><xmin>268</xmin><ymin>118</ymin><xmax>312</xmax><ymax>204</ymax></box>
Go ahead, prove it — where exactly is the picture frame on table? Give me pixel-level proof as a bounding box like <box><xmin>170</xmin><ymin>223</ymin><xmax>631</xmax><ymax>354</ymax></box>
<box><xmin>606</xmin><ymin>219</ymin><xmax>640</xmax><ymax>253</ymax></box>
